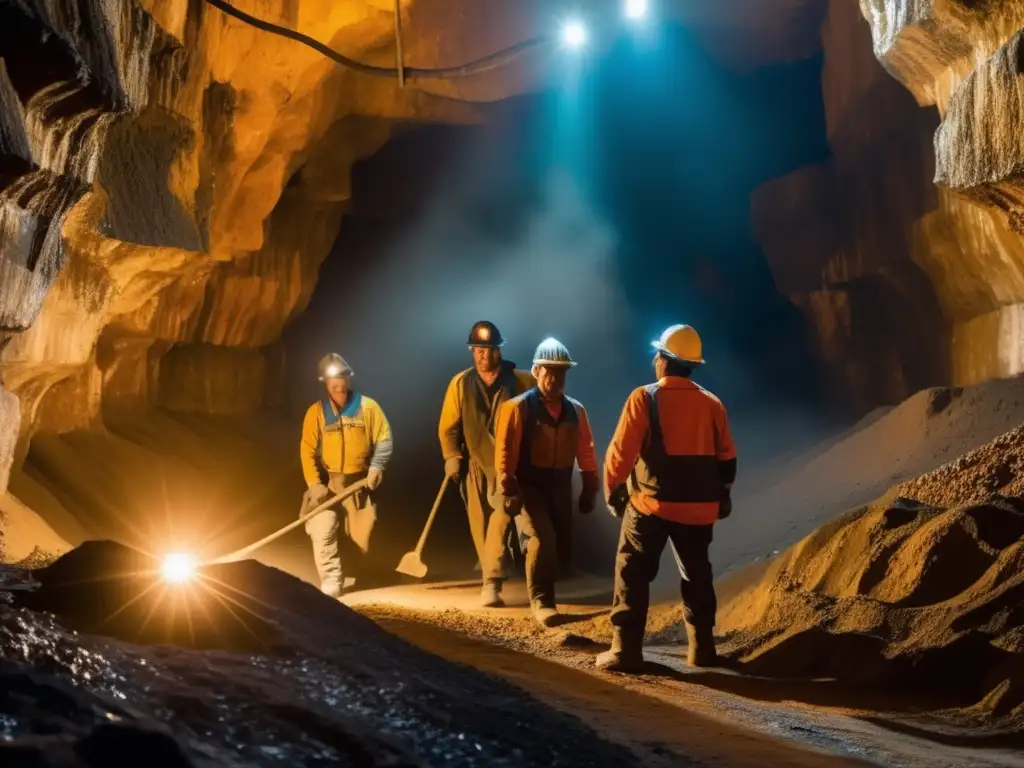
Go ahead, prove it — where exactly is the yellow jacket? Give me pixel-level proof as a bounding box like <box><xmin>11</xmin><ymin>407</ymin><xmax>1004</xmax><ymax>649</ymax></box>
<box><xmin>438</xmin><ymin>362</ymin><xmax>534</xmax><ymax>472</ymax></box>
<box><xmin>301</xmin><ymin>393</ymin><xmax>393</xmax><ymax>487</ymax></box>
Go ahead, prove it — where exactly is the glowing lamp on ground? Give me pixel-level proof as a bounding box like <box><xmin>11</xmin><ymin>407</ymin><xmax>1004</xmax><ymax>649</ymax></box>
<box><xmin>161</xmin><ymin>552</ymin><xmax>197</xmax><ymax>584</ymax></box>
<box><xmin>561</xmin><ymin>19</ymin><xmax>587</xmax><ymax>49</ymax></box>
<box><xmin>625</xmin><ymin>0</ymin><xmax>647</xmax><ymax>19</ymax></box>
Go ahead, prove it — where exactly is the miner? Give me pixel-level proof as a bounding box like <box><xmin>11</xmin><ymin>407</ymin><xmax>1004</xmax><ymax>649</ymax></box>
<box><xmin>596</xmin><ymin>324</ymin><xmax>736</xmax><ymax>671</ymax></box>
<box><xmin>439</xmin><ymin>321</ymin><xmax>535</xmax><ymax>607</ymax></box>
<box><xmin>300</xmin><ymin>353</ymin><xmax>393</xmax><ymax>598</ymax></box>
<box><xmin>492</xmin><ymin>338</ymin><xmax>599</xmax><ymax>628</ymax></box>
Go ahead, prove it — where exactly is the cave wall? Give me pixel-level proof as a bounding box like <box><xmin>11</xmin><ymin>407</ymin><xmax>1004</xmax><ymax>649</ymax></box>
<box><xmin>0</xmin><ymin>0</ymin><xmax>556</xmax><ymax>504</ymax></box>
<box><xmin>753</xmin><ymin>0</ymin><xmax>1024</xmax><ymax>414</ymax></box>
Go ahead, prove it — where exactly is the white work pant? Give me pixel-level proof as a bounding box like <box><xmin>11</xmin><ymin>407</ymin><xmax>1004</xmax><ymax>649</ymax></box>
<box><xmin>303</xmin><ymin>477</ymin><xmax>377</xmax><ymax>598</ymax></box>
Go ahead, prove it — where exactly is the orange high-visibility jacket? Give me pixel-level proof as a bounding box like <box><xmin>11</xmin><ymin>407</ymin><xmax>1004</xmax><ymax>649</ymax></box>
<box><xmin>604</xmin><ymin>376</ymin><xmax>736</xmax><ymax>525</ymax></box>
<box><xmin>496</xmin><ymin>389</ymin><xmax>598</xmax><ymax>494</ymax></box>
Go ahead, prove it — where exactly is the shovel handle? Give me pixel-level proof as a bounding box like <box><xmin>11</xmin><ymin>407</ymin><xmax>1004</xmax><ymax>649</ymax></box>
<box><xmin>412</xmin><ymin>475</ymin><xmax>449</xmax><ymax>556</ymax></box>
<box><xmin>210</xmin><ymin>480</ymin><xmax>369</xmax><ymax>564</ymax></box>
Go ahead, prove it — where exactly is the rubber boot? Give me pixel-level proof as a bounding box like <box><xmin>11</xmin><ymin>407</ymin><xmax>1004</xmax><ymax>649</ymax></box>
<box><xmin>531</xmin><ymin>601</ymin><xmax>560</xmax><ymax>628</ymax></box>
<box><xmin>480</xmin><ymin>578</ymin><xmax>505</xmax><ymax>608</ymax></box>
<box><xmin>685</xmin><ymin>622</ymin><xmax>719</xmax><ymax>668</ymax></box>
<box><xmin>595</xmin><ymin>628</ymin><xmax>644</xmax><ymax>673</ymax></box>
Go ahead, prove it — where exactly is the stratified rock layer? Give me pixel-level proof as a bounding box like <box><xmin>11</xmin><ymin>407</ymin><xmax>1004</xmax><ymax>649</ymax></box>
<box><xmin>754</xmin><ymin>0</ymin><xmax>1024</xmax><ymax>413</ymax></box>
<box><xmin>0</xmin><ymin>0</ymin><xmax>545</xmax><ymax>527</ymax></box>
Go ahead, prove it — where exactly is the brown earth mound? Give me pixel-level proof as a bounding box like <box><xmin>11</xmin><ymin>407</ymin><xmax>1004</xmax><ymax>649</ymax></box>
<box><xmin>896</xmin><ymin>425</ymin><xmax>1024</xmax><ymax>508</ymax></box>
<box><xmin>717</xmin><ymin>493</ymin><xmax>1024</xmax><ymax>721</ymax></box>
<box><xmin>721</xmin><ymin>375</ymin><xmax>1024</xmax><ymax>571</ymax></box>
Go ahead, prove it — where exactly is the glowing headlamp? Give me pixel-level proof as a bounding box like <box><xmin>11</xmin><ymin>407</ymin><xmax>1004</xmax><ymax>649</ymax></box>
<box><xmin>324</xmin><ymin>364</ymin><xmax>343</xmax><ymax>378</ymax></box>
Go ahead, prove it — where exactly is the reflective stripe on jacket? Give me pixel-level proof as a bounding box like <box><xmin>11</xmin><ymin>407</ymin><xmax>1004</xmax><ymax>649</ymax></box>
<box><xmin>496</xmin><ymin>388</ymin><xmax>598</xmax><ymax>493</ymax></box>
<box><xmin>604</xmin><ymin>377</ymin><xmax>736</xmax><ymax>525</ymax></box>
<box><xmin>300</xmin><ymin>393</ymin><xmax>393</xmax><ymax>487</ymax></box>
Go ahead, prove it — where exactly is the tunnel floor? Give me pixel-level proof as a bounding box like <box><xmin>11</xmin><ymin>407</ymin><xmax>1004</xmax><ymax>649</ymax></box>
<box><xmin>353</xmin><ymin>579</ymin><xmax>1024</xmax><ymax>768</ymax></box>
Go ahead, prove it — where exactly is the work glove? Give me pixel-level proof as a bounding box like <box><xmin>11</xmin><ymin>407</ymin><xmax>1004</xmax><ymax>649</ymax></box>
<box><xmin>503</xmin><ymin>494</ymin><xmax>524</xmax><ymax>516</ymax></box>
<box><xmin>444</xmin><ymin>455</ymin><xmax>463</xmax><ymax>480</ymax></box>
<box><xmin>579</xmin><ymin>471</ymin><xmax>598</xmax><ymax>515</ymax></box>
<box><xmin>718</xmin><ymin>487</ymin><xmax>733</xmax><ymax>520</ymax></box>
<box><xmin>308</xmin><ymin>483</ymin><xmax>330</xmax><ymax>505</ymax></box>
<box><xmin>606</xmin><ymin>484</ymin><xmax>629</xmax><ymax>519</ymax></box>
<box><xmin>366</xmin><ymin>467</ymin><xmax>383</xmax><ymax>491</ymax></box>
<box><xmin>578</xmin><ymin>491</ymin><xmax>596</xmax><ymax>515</ymax></box>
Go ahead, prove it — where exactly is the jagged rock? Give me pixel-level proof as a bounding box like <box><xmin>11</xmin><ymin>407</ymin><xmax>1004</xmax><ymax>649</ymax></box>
<box><xmin>0</xmin><ymin>0</ymin><xmax>555</xmax><ymax>502</ymax></box>
<box><xmin>0</xmin><ymin>60</ymin><xmax>31</xmax><ymax>164</ymax></box>
<box><xmin>752</xmin><ymin>0</ymin><xmax>1024</xmax><ymax>412</ymax></box>
<box><xmin>0</xmin><ymin>386</ymin><xmax>18</xmax><ymax>492</ymax></box>
<box><xmin>934</xmin><ymin>30</ymin><xmax>1024</xmax><ymax>230</ymax></box>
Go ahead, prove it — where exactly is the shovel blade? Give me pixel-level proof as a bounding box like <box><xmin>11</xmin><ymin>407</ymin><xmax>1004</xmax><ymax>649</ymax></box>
<box><xmin>396</xmin><ymin>552</ymin><xmax>428</xmax><ymax>579</ymax></box>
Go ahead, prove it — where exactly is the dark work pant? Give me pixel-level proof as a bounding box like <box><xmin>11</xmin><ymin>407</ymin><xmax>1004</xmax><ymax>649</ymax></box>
<box><xmin>609</xmin><ymin>505</ymin><xmax>716</xmax><ymax>636</ymax></box>
<box><xmin>462</xmin><ymin>460</ymin><xmax>525</xmax><ymax>577</ymax></box>
<box><xmin>486</xmin><ymin>482</ymin><xmax>573</xmax><ymax>606</ymax></box>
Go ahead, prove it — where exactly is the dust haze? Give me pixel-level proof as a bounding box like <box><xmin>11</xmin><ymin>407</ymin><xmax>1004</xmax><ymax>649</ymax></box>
<box><xmin>283</xmin><ymin>121</ymin><xmax>836</xmax><ymax>575</ymax></box>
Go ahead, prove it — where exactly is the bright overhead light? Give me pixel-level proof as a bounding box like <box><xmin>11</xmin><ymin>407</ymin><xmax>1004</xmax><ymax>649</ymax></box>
<box><xmin>561</xmin><ymin>19</ymin><xmax>587</xmax><ymax>49</ymax></box>
<box><xmin>160</xmin><ymin>552</ymin><xmax>196</xmax><ymax>584</ymax></box>
<box><xmin>625</xmin><ymin>0</ymin><xmax>647</xmax><ymax>19</ymax></box>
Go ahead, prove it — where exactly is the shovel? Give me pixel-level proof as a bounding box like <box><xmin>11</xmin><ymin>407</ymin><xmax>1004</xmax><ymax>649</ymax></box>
<box><xmin>210</xmin><ymin>480</ymin><xmax>368</xmax><ymax>564</ymax></box>
<box><xmin>396</xmin><ymin>475</ymin><xmax>449</xmax><ymax>579</ymax></box>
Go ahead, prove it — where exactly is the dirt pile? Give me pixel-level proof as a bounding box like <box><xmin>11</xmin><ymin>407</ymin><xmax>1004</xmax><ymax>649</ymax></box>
<box><xmin>896</xmin><ymin>425</ymin><xmax>1024</xmax><ymax>508</ymax></box>
<box><xmin>717</xmin><ymin>493</ymin><xmax>1024</xmax><ymax>722</ymax></box>
<box><xmin>722</xmin><ymin>374</ymin><xmax>1024</xmax><ymax>571</ymax></box>
<box><xmin>2</xmin><ymin>541</ymin><xmax>642</xmax><ymax>766</ymax></box>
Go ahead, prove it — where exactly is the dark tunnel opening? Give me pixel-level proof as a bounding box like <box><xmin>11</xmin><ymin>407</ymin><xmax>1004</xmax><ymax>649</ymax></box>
<box><xmin>280</xmin><ymin>25</ymin><xmax>839</xmax><ymax>580</ymax></box>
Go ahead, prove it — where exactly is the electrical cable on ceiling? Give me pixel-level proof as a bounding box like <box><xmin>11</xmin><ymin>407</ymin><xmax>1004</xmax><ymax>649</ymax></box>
<box><xmin>201</xmin><ymin>0</ymin><xmax>552</xmax><ymax>81</ymax></box>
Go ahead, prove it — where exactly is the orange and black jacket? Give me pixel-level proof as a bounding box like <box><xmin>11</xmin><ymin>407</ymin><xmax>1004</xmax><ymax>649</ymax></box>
<box><xmin>604</xmin><ymin>376</ymin><xmax>736</xmax><ymax>525</ymax></box>
<box><xmin>495</xmin><ymin>388</ymin><xmax>598</xmax><ymax>494</ymax></box>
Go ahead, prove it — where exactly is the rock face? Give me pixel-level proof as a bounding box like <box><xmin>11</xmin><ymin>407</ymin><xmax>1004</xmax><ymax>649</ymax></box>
<box><xmin>754</xmin><ymin>0</ymin><xmax>1024</xmax><ymax>414</ymax></box>
<box><xmin>0</xmin><ymin>0</ymin><xmax>555</xmax><ymax>511</ymax></box>
<box><xmin>0</xmin><ymin>0</ymin><xmax>840</xmax><ymax>553</ymax></box>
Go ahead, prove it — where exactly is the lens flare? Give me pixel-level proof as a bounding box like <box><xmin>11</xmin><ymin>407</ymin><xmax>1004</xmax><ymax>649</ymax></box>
<box><xmin>561</xmin><ymin>19</ymin><xmax>587</xmax><ymax>49</ymax></box>
<box><xmin>161</xmin><ymin>552</ymin><xmax>196</xmax><ymax>584</ymax></box>
<box><xmin>625</xmin><ymin>0</ymin><xmax>647</xmax><ymax>20</ymax></box>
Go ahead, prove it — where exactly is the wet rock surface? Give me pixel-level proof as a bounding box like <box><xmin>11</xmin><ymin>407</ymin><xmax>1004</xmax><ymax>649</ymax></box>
<box><xmin>0</xmin><ymin>541</ymin><xmax>641</xmax><ymax>766</ymax></box>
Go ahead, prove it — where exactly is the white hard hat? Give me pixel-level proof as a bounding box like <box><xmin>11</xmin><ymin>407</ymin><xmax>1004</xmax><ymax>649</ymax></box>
<box><xmin>532</xmin><ymin>337</ymin><xmax>576</xmax><ymax>367</ymax></box>
<box><xmin>651</xmin><ymin>325</ymin><xmax>704</xmax><ymax>365</ymax></box>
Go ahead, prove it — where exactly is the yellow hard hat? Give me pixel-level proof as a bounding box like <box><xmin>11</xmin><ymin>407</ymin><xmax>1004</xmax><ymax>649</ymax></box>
<box><xmin>651</xmin><ymin>324</ymin><xmax>704</xmax><ymax>365</ymax></box>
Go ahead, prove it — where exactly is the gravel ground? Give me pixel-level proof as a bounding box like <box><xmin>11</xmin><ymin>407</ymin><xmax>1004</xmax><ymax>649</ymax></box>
<box><xmin>0</xmin><ymin>542</ymin><xmax>643</xmax><ymax>767</ymax></box>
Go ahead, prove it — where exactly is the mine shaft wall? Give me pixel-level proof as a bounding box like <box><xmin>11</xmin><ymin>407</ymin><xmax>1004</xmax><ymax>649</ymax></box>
<box><xmin>0</xmin><ymin>0</ymin><xmax>552</xmax><ymax>499</ymax></box>
<box><xmin>754</xmin><ymin>0</ymin><xmax>1024</xmax><ymax>415</ymax></box>
<box><xmin>5</xmin><ymin>0</ymin><xmax>1024</xmax><ymax>522</ymax></box>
